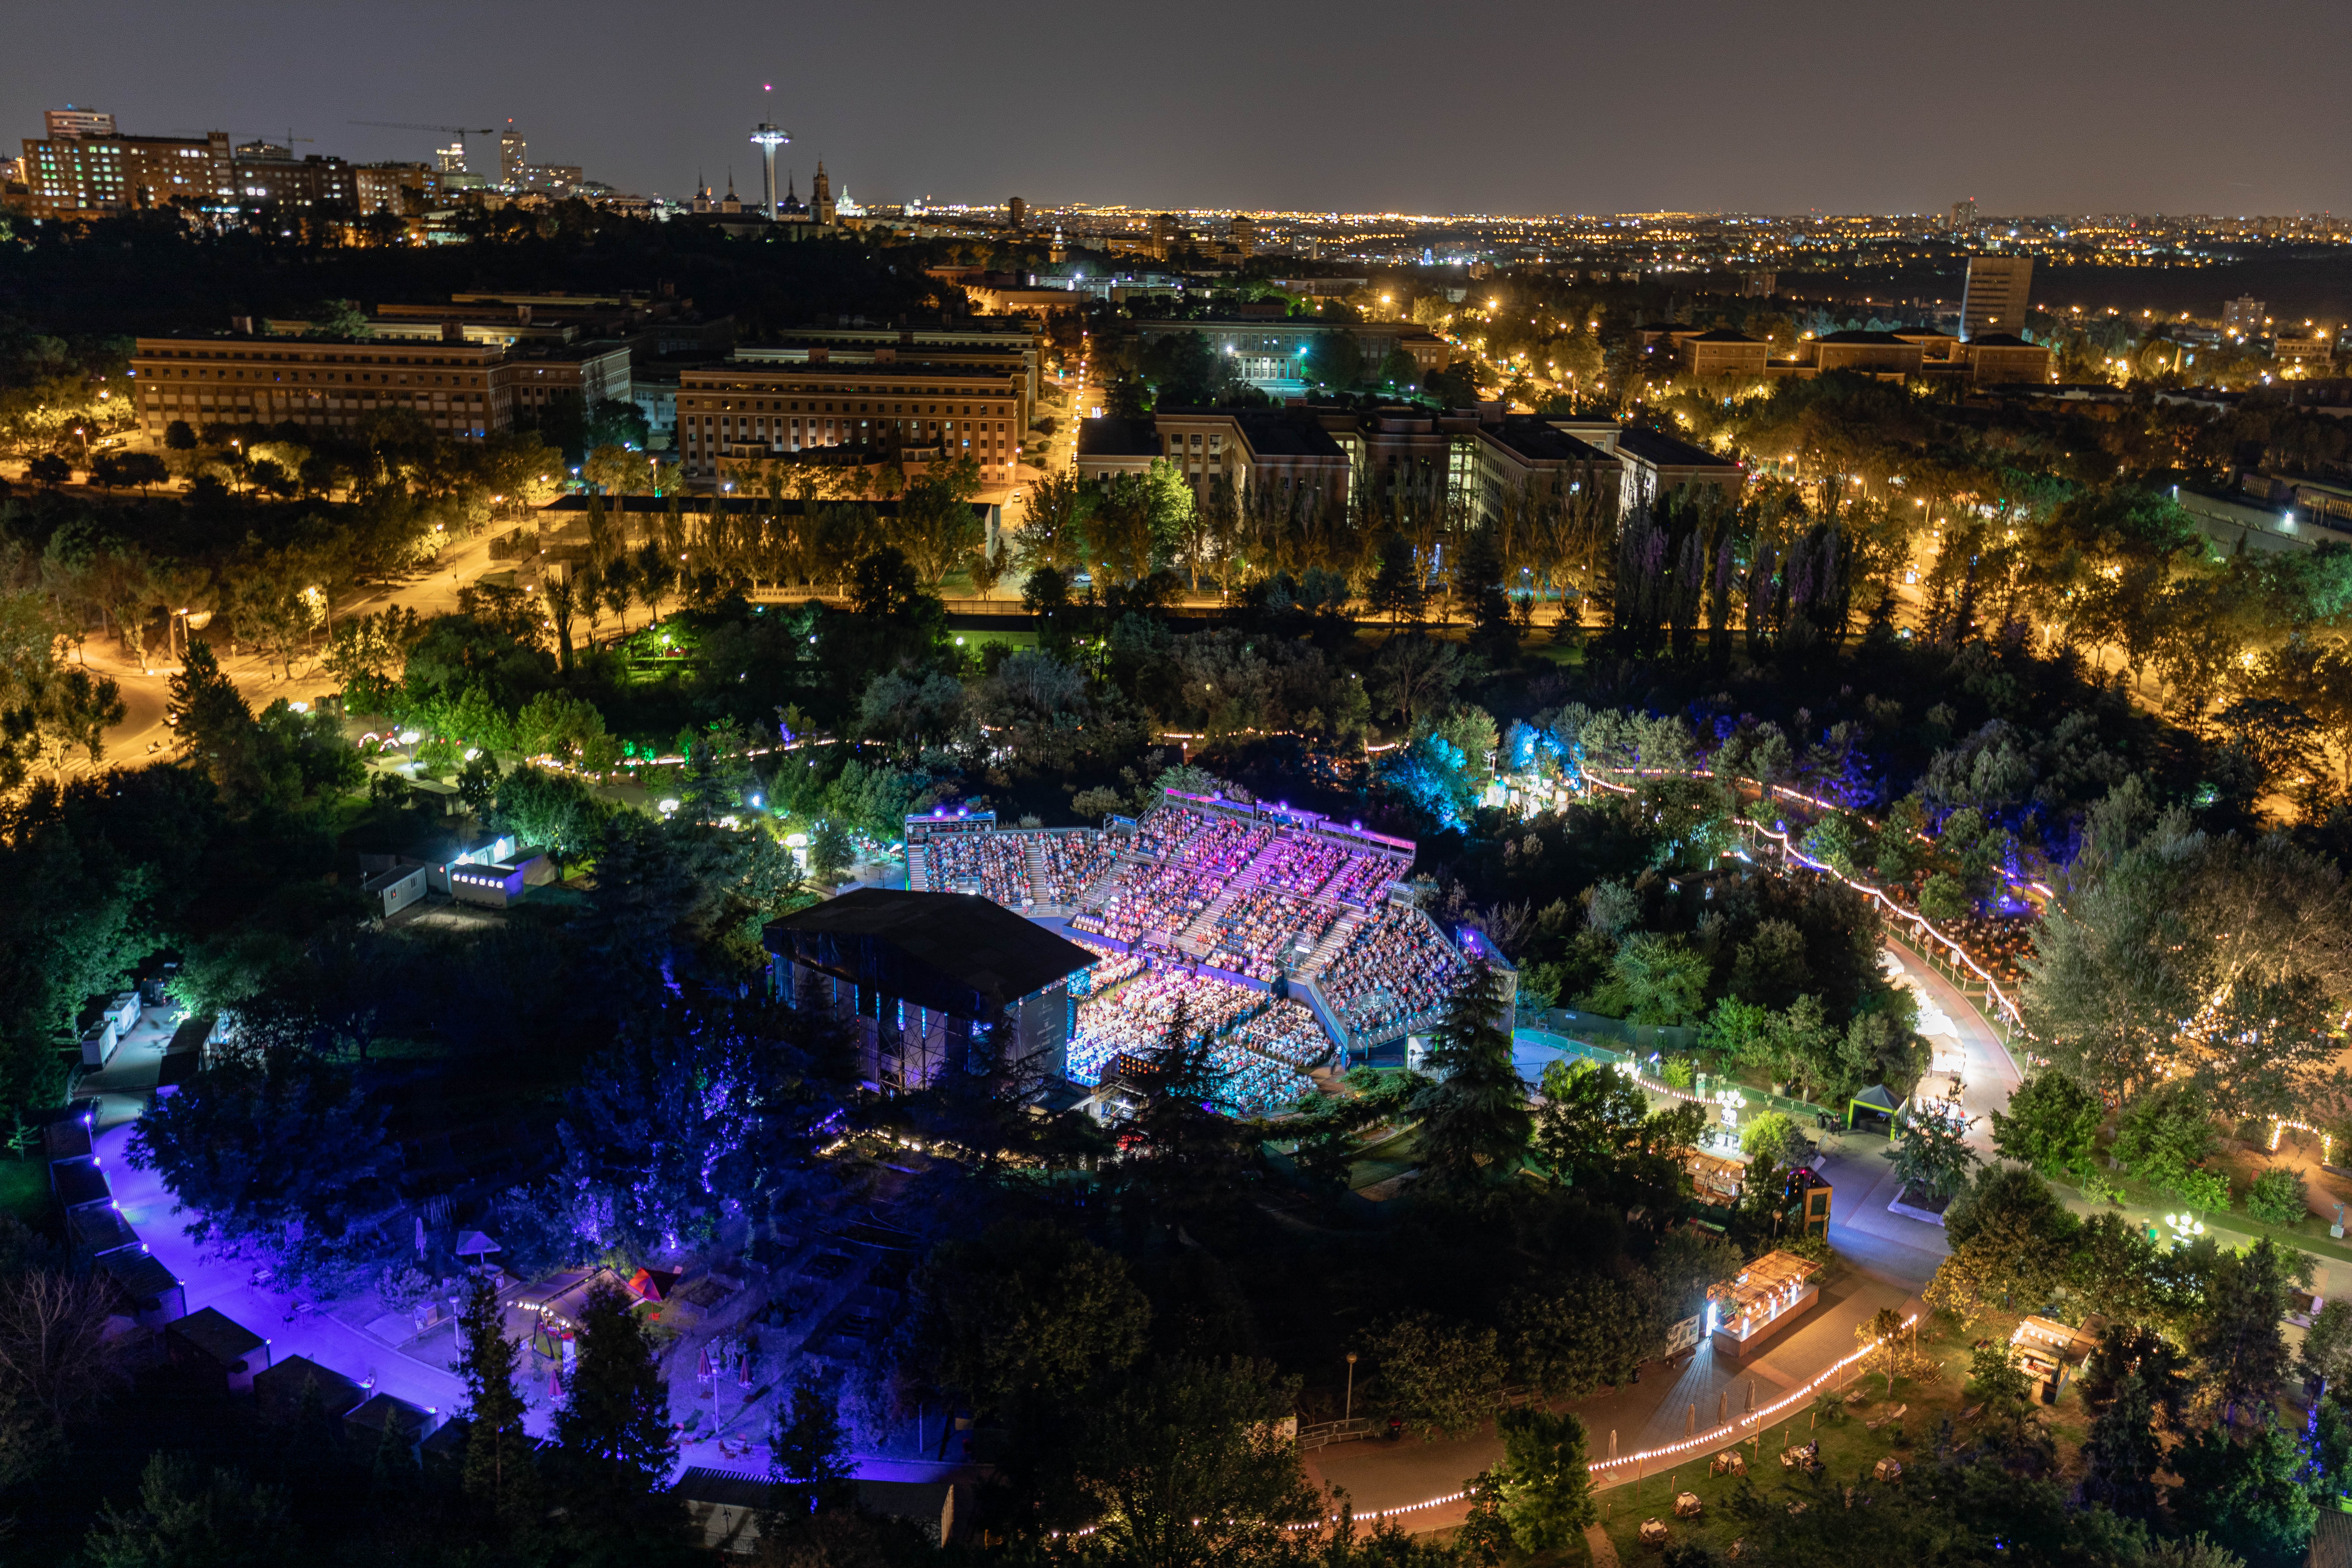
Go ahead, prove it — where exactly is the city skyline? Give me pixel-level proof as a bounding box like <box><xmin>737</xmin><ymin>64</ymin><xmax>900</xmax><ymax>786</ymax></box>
<box><xmin>8</xmin><ymin>0</ymin><xmax>2352</xmax><ymax>216</ymax></box>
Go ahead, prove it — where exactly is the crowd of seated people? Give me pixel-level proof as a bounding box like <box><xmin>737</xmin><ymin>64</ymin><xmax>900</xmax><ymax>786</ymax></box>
<box><xmin>1070</xmin><ymin>861</ymin><xmax>1218</xmax><ymax>946</ymax></box>
<box><xmin>1066</xmin><ymin>941</ymin><xmax>1144</xmax><ymax>999</ymax></box>
<box><xmin>1172</xmin><ymin>816</ymin><xmax>1274</xmax><ymax>873</ymax></box>
<box><xmin>1318</xmin><ymin>907</ymin><xmax>1465</xmax><ymax>1042</ymax></box>
<box><xmin>1255</xmin><ymin>836</ymin><xmax>1351</xmax><ymax>896</ymax></box>
<box><xmin>1063</xmin><ymin>966</ymin><xmax>1312</xmax><ymax>1115</ymax></box>
<box><xmin>1038</xmin><ymin>831</ymin><xmax>1119</xmax><ymax>905</ymax></box>
<box><xmin>1322</xmin><ymin>852</ymin><xmax>1404</xmax><ymax>908</ymax></box>
<box><xmin>1200</xmin><ymin>887</ymin><xmax>1340</xmax><ymax>982</ymax></box>
<box><xmin>1235</xmin><ymin>999</ymin><xmax>1331</xmax><ymax>1071</ymax></box>
<box><xmin>1133</xmin><ymin>806</ymin><xmax>1211</xmax><ymax>861</ymax></box>
<box><xmin>923</xmin><ymin>833</ymin><xmax>1028</xmax><ymax>907</ymax></box>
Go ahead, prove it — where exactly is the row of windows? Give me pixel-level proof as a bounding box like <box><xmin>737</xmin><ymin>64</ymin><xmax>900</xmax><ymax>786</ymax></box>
<box><xmin>145</xmin><ymin>348</ymin><xmax>488</xmax><ymax>365</ymax></box>
<box><xmin>150</xmin><ymin>367</ymin><xmax>488</xmax><ymax>388</ymax></box>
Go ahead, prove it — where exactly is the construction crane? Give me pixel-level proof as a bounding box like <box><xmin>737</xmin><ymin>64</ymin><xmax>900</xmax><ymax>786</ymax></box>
<box><xmin>349</xmin><ymin>120</ymin><xmax>496</xmax><ymax>136</ymax></box>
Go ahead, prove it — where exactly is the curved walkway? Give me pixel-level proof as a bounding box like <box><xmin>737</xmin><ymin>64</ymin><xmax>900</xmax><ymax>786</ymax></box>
<box><xmin>1316</xmin><ymin>941</ymin><xmax>2029</xmax><ymax>1524</ymax></box>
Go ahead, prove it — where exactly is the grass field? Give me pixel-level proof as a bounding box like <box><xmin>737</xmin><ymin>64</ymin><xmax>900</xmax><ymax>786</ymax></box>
<box><xmin>1593</xmin><ymin>1319</ymin><xmax>2089</xmax><ymax>1560</ymax></box>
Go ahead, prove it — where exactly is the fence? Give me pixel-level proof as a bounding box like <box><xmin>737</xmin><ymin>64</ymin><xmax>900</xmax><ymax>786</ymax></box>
<box><xmin>1514</xmin><ymin>1026</ymin><xmax>1834</xmax><ymax>1125</ymax></box>
<box><xmin>1297</xmin><ymin>1418</ymin><xmax>1378</xmax><ymax>1451</ymax></box>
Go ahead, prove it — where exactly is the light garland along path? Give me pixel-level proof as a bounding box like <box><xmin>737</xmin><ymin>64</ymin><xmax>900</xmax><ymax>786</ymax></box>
<box><xmin>1314</xmin><ymin>1313</ymin><xmax>1925</xmax><ymax>1531</ymax></box>
<box><xmin>1577</xmin><ymin>769</ymin><xmax>2028</xmax><ymax>1032</ymax></box>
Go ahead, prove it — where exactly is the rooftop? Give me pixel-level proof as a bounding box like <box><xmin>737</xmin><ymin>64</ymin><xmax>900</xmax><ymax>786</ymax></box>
<box><xmin>765</xmin><ymin>888</ymin><xmax>1097</xmax><ymax>1007</ymax></box>
<box><xmin>1078</xmin><ymin>417</ymin><xmax>1162</xmax><ymax>459</ymax></box>
<box><xmin>1482</xmin><ymin>419</ymin><xmax>1613</xmax><ymax>465</ymax></box>
<box><xmin>169</xmin><ymin>1306</ymin><xmax>265</xmax><ymax>1365</ymax></box>
<box><xmin>1816</xmin><ymin>329</ymin><xmax>1913</xmax><ymax>345</ymax></box>
<box><xmin>1614</xmin><ymin>425</ymin><xmax>1739</xmax><ymax>469</ymax></box>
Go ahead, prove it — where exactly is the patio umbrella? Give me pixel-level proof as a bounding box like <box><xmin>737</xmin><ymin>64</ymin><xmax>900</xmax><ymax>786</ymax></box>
<box><xmin>697</xmin><ymin>1348</ymin><xmax>712</xmax><ymax>1379</ymax></box>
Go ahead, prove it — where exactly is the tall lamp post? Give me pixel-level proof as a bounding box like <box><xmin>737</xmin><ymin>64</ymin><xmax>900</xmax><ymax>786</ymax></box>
<box><xmin>1344</xmin><ymin>1352</ymin><xmax>1357</xmax><ymax>1423</ymax></box>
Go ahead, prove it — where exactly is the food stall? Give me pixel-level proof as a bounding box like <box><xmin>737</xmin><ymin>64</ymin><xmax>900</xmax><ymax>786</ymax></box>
<box><xmin>1706</xmin><ymin>1250</ymin><xmax>1823</xmax><ymax>1359</ymax></box>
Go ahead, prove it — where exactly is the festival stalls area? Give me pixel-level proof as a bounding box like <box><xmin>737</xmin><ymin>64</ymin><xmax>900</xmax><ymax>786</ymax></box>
<box><xmin>514</xmin><ymin>1266</ymin><xmax>630</xmax><ymax>1373</ymax></box>
<box><xmin>2010</xmin><ymin>1315</ymin><xmax>2102</xmax><ymax>1402</ymax></box>
<box><xmin>1688</xmin><ymin>1149</ymin><xmax>1746</xmax><ymax>1210</ymax></box>
<box><xmin>1705</xmin><ymin>1250</ymin><xmax>1824</xmax><ymax>1359</ymax></box>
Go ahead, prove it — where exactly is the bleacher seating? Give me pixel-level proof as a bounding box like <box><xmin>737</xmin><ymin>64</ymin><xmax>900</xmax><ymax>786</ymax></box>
<box><xmin>1038</xmin><ymin>831</ymin><xmax>1119</xmax><ymax>906</ymax></box>
<box><xmin>1318</xmin><ymin>906</ymin><xmax>1465</xmax><ymax>1041</ymax></box>
<box><xmin>923</xmin><ymin>834</ymin><xmax>1028</xmax><ymax>907</ymax></box>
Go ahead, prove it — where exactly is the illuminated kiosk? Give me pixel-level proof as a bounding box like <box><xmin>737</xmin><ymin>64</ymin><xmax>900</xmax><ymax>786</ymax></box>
<box><xmin>2009</xmin><ymin>1315</ymin><xmax>2100</xmax><ymax>1402</ymax></box>
<box><xmin>1705</xmin><ymin>1250</ymin><xmax>1823</xmax><ymax>1359</ymax></box>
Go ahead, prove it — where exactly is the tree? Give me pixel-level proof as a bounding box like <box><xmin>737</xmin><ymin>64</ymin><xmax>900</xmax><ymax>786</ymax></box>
<box><xmin>457</xmin><ymin>1271</ymin><xmax>536</xmax><ymax>1523</ymax></box>
<box><xmin>308</xmin><ymin>299</ymin><xmax>370</xmax><ymax>338</ymax></box>
<box><xmin>28</xmin><ymin>453</ymin><xmax>70</xmax><ymax>488</ymax></box>
<box><xmin>2111</xmin><ymin>1079</ymin><xmax>2218</xmax><ymax>1195</ymax></box>
<box><xmin>2301</xmin><ymin>1298</ymin><xmax>2352</xmax><ymax>1394</ymax></box>
<box><xmin>769</xmin><ymin>1373</ymin><xmax>854</xmax><ymax>1513</ymax></box>
<box><xmin>168</xmin><ymin>641</ymin><xmax>256</xmax><ymax>795</ymax></box>
<box><xmin>2171</xmin><ymin>1416</ymin><xmax>2319</xmax><ymax>1568</ymax></box>
<box><xmin>0</xmin><ymin>1268</ymin><xmax>121</xmax><ymax>1435</ymax></box>
<box><xmin>85</xmin><ymin>1453</ymin><xmax>298</xmax><ymax>1568</ymax></box>
<box><xmin>1529</xmin><ymin>1058</ymin><xmax>1646</xmax><ymax>1188</ymax></box>
<box><xmin>1365</xmin><ymin>532</ymin><xmax>1425</xmax><ymax>625</ymax></box>
<box><xmin>808</xmin><ymin>818</ymin><xmax>855</xmax><ymax>887</ymax></box>
<box><xmin>553</xmin><ymin>1280</ymin><xmax>678</xmax><ymax>1534</ymax></box>
<box><xmin>1927</xmin><ymin>1165</ymin><xmax>2076</xmax><ymax>1323</ymax></box>
<box><xmin>1490</xmin><ymin>1406</ymin><xmax>1595</xmax><ymax>1553</ymax></box>
<box><xmin>2190</xmin><ymin>1236</ymin><xmax>2298</xmax><ymax>1427</ymax></box>
<box><xmin>1370</xmin><ymin>633</ymin><xmax>1465</xmax><ymax>731</ymax></box>
<box><xmin>1962</xmin><ymin>1338</ymin><xmax>2033</xmax><ymax>1423</ymax></box>
<box><xmin>2022</xmin><ymin>777</ymin><xmax>2352</xmax><ymax>1120</ymax></box>
<box><xmin>2079</xmin><ymin>1371</ymin><xmax>2160</xmax><ymax>1515</ymax></box>
<box><xmin>1409</xmin><ymin>959</ymin><xmax>1529</xmax><ymax>1191</ymax></box>
<box><xmin>1371</xmin><ymin>1310</ymin><xmax>1506</xmax><ymax>1439</ymax></box>
<box><xmin>1584</xmin><ymin>933</ymin><xmax>1709</xmax><ymax>1025</ymax></box>
<box><xmin>1989</xmin><ymin>1067</ymin><xmax>2103</xmax><ymax>1179</ymax></box>
<box><xmin>2245</xmin><ymin>1166</ymin><xmax>2308</xmax><ymax>1227</ymax></box>
<box><xmin>129</xmin><ymin>1050</ymin><xmax>396</xmax><ymax>1283</ymax></box>
<box><xmin>901</xmin><ymin>1221</ymin><xmax>1150</xmax><ymax>1422</ymax></box>
<box><xmin>1305</xmin><ymin>330</ymin><xmax>1365</xmax><ymax>390</ymax></box>
<box><xmin>1077</xmin><ymin>1357</ymin><xmax>1322</xmax><ymax>1568</ymax></box>
<box><xmin>1891</xmin><ymin>1082</ymin><xmax>1979</xmax><ymax>1202</ymax></box>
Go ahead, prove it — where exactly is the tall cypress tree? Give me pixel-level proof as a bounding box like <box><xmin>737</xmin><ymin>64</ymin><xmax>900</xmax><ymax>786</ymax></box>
<box><xmin>457</xmin><ymin>1271</ymin><xmax>538</xmax><ymax>1524</ymax></box>
<box><xmin>1411</xmin><ymin>958</ymin><xmax>1531</xmax><ymax>1192</ymax></box>
<box><xmin>552</xmin><ymin>1279</ymin><xmax>685</xmax><ymax>1545</ymax></box>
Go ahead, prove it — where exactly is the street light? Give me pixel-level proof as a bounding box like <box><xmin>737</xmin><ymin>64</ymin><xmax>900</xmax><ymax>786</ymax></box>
<box><xmin>1344</xmin><ymin>1352</ymin><xmax>1358</xmax><ymax>1423</ymax></box>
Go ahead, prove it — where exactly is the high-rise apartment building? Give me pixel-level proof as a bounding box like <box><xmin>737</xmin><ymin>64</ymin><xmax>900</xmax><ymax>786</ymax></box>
<box><xmin>1007</xmin><ymin>195</ymin><xmax>1026</xmax><ymax>232</ymax></box>
<box><xmin>1960</xmin><ymin>254</ymin><xmax>2032</xmax><ymax>340</ymax></box>
<box><xmin>232</xmin><ymin>150</ymin><xmax>356</xmax><ymax>209</ymax></box>
<box><xmin>498</xmin><ymin>125</ymin><xmax>526</xmax><ymax>186</ymax></box>
<box><xmin>1950</xmin><ymin>196</ymin><xmax>1977</xmax><ymax>232</ymax></box>
<box><xmin>1230</xmin><ymin>215</ymin><xmax>1257</xmax><ymax>258</ymax></box>
<box><xmin>433</xmin><ymin>140</ymin><xmax>467</xmax><ymax>175</ymax></box>
<box><xmin>2223</xmin><ymin>296</ymin><xmax>2267</xmax><ymax>335</ymax></box>
<box><xmin>45</xmin><ymin>106</ymin><xmax>117</xmax><ymax>140</ymax></box>
<box><xmin>355</xmin><ymin>162</ymin><xmax>440</xmax><ymax>216</ymax></box>
<box><xmin>18</xmin><ymin>126</ymin><xmax>234</xmax><ymax>218</ymax></box>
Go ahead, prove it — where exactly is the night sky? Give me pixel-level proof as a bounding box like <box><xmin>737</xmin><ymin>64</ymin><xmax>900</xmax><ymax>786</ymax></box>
<box><xmin>9</xmin><ymin>0</ymin><xmax>2351</xmax><ymax>216</ymax></box>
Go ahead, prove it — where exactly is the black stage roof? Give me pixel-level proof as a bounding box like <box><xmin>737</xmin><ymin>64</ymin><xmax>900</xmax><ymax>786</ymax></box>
<box><xmin>765</xmin><ymin>889</ymin><xmax>1095</xmax><ymax>1009</ymax></box>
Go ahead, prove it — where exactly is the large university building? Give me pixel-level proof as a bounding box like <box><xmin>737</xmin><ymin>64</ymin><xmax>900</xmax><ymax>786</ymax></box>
<box><xmin>126</xmin><ymin>331</ymin><xmax>630</xmax><ymax>440</ymax></box>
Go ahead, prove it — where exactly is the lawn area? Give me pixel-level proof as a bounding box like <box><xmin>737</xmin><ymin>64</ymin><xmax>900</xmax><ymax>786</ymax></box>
<box><xmin>0</xmin><ymin>1158</ymin><xmax>49</xmax><ymax>1225</ymax></box>
<box><xmin>1593</xmin><ymin>1319</ymin><xmax>2088</xmax><ymax>1561</ymax></box>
